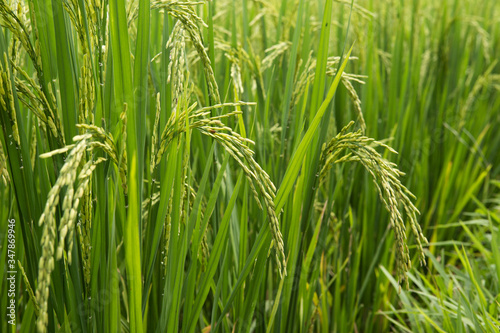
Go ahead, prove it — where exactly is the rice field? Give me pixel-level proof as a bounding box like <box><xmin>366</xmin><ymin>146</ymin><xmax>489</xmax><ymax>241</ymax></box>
<box><xmin>0</xmin><ymin>0</ymin><xmax>499</xmax><ymax>332</ymax></box>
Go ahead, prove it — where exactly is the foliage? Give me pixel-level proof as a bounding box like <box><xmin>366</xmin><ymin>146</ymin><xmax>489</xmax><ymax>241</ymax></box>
<box><xmin>0</xmin><ymin>0</ymin><xmax>498</xmax><ymax>332</ymax></box>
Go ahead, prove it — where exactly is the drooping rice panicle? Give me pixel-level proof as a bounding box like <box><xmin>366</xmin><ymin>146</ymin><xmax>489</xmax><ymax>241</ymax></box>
<box><xmin>153</xmin><ymin>96</ymin><xmax>285</xmax><ymax>275</ymax></box>
<box><xmin>55</xmin><ymin>157</ymin><xmax>106</xmax><ymax>264</ymax></box>
<box><xmin>319</xmin><ymin>121</ymin><xmax>428</xmax><ymax>288</ymax></box>
<box><xmin>35</xmin><ymin>138</ymin><xmax>89</xmax><ymax>333</ymax></box>
<box><xmin>0</xmin><ymin>54</ymin><xmax>21</xmax><ymax>147</ymax></box>
<box><xmin>192</xmin><ymin>117</ymin><xmax>286</xmax><ymax>276</ymax></box>
<box><xmin>0</xmin><ymin>138</ymin><xmax>10</xmax><ymax>185</ymax></box>
<box><xmin>136</xmin><ymin>0</ymin><xmax>220</xmax><ymax>105</ymax></box>
<box><xmin>0</xmin><ymin>2</ymin><xmax>42</xmax><ymax>76</ymax></box>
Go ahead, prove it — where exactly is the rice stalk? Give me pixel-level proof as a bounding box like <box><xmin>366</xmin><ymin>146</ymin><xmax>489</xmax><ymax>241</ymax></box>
<box><xmin>18</xmin><ymin>260</ymin><xmax>39</xmax><ymax>315</ymax></box>
<box><xmin>154</xmin><ymin>101</ymin><xmax>256</xmax><ymax>168</ymax></box>
<box><xmin>118</xmin><ymin>106</ymin><xmax>128</xmax><ymax>195</ymax></box>
<box><xmin>261</xmin><ymin>41</ymin><xmax>291</xmax><ymax>71</ymax></box>
<box><xmin>0</xmin><ymin>2</ymin><xmax>64</xmax><ymax>148</ymax></box>
<box><xmin>0</xmin><ymin>1</ymin><xmax>42</xmax><ymax>78</ymax></box>
<box><xmin>154</xmin><ymin>98</ymin><xmax>286</xmax><ymax>275</ymax></box>
<box><xmin>465</xmin><ymin>18</ymin><xmax>492</xmax><ymax>63</ymax></box>
<box><xmin>7</xmin><ymin>1</ymin><xmax>28</xmax><ymax>68</ymax></box>
<box><xmin>341</xmin><ymin>76</ymin><xmax>366</xmax><ymax>132</ymax></box>
<box><xmin>215</xmin><ymin>38</ymin><xmax>266</xmax><ymax>99</ymax></box>
<box><xmin>459</xmin><ymin>62</ymin><xmax>497</xmax><ymax>128</ymax></box>
<box><xmin>178</xmin><ymin>89</ymin><xmax>191</xmax><ymax>232</ymax></box>
<box><xmin>30</xmin><ymin>114</ymin><xmax>37</xmax><ymax>168</ymax></box>
<box><xmin>0</xmin><ymin>55</ymin><xmax>21</xmax><ymax>147</ymax></box>
<box><xmin>142</xmin><ymin>191</ymin><xmax>160</xmax><ymax>221</ymax></box>
<box><xmin>142</xmin><ymin>0</ymin><xmax>220</xmax><ymax>104</ymax></box>
<box><xmin>229</xmin><ymin>55</ymin><xmax>244</xmax><ymax>96</ymax></box>
<box><xmin>150</xmin><ymin>93</ymin><xmax>161</xmax><ymax>175</ymax></box>
<box><xmin>10</xmin><ymin>59</ymin><xmax>62</xmax><ymax>141</ymax></box>
<box><xmin>62</xmin><ymin>0</ymin><xmax>99</xmax><ymax>54</ymax></box>
<box><xmin>280</xmin><ymin>53</ymin><xmax>366</xmax><ymax>130</ymax></box>
<box><xmin>192</xmin><ymin>115</ymin><xmax>286</xmax><ymax>276</ymax></box>
<box><xmin>78</xmin><ymin>53</ymin><xmax>95</xmax><ymax>125</ymax></box>
<box><xmin>34</xmin><ymin>119</ymin><xmax>125</xmax><ymax>331</ymax></box>
<box><xmin>35</xmin><ymin>138</ymin><xmax>90</xmax><ymax>333</ymax></box>
<box><xmin>319</xmin><ymin>121</ymin><xmax>428</xmax><ymax>288</ymax></box>
<box><xmin>76</xmin><ymin>123</ymin><xmax>128</xmax><ymax>193</ymax></box>
<box><xmin>55</xmin><ymin>157</ymin><xmax>106</xmax><ymax>264</ymax></box>
<box><xmin>78</xmin><ymin>184</ymin><xmax>93</xmax><ymax>289</ymax></box>
<box><xmin>0</xmin><ymin>138</ymin><xmax>10</xmax><ymax>185</ymax></box>
<box><xmin>334</xmin><ymin>0</ymin><xmax>376</xmax><ymax>20</ymax></box>
<box><xmin>166</xmin><ymin>21</ymin><xmax>187</xmax><ymax>107</ymax></box>
<box><xmin>162</xmin><ymin>186</ymin><xmax>173</xmax><ymax>276</ymax></box>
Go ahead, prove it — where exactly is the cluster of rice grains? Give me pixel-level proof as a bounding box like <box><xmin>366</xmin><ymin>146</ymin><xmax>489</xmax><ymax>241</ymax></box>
<box><xmin>0</xmin><ymin>56</ymin><xmax>21</xmax><ymax>147</ymax></box>
<box><xmin>33</xmin><ymin>127</ymin><xmax>121</xmax><ymax>332</ymax></box>
<box><xmin>147</xmin><ymin>1</ymin><xmax>287</xmax><ymax>276</ymax></box>
<box><xmin>0</xmin><ymin>1</ymin><xmax>63</xmax><ymax>146</ymax></box>
<box><xmin>319</xmin><ymin>121</ymin><xmax>428</xmax><ymax>289</ymax></box>
<box><xmin>0</xmin><ymin>139</ymin><xmax>9</xmax><ymax>185</ymax></box>
<box><xmin>153</xmin><ymin>99</ymin><xmax>287</xmax><ymax>276</ymax></box>
<box><xmin>34</xmin><ymin>138</ymin><xmax>91</xmax><ymax>332</ymax></box>
<box><xmin>190</xmin><ymin>103</ymin><xmax>287</xmax><ymax>276</ymax></box>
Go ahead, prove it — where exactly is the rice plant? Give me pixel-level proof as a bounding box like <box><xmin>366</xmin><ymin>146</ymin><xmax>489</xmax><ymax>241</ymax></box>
<box><xmin>0</xmin><ymin>0</ymin><xmax>498</xmax><ymax>332</ymax></box>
